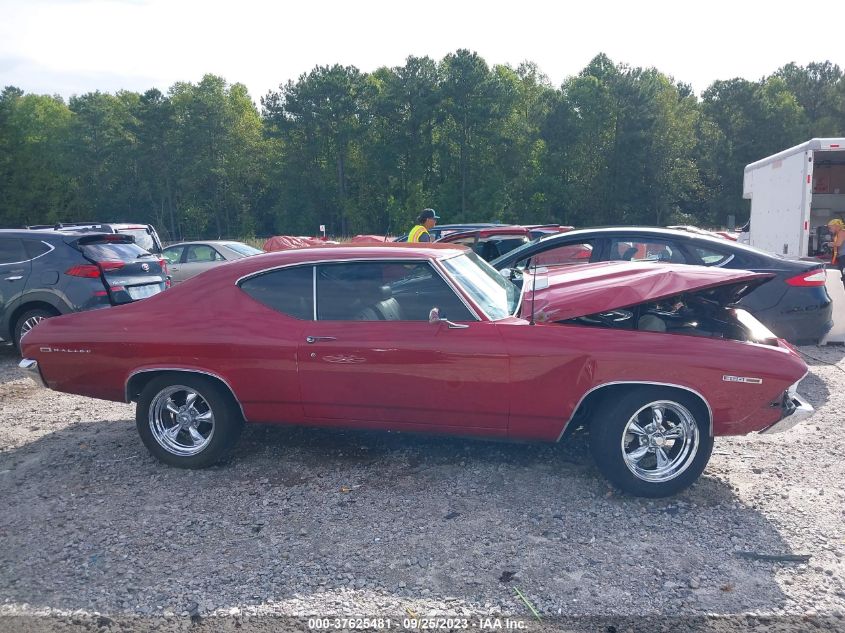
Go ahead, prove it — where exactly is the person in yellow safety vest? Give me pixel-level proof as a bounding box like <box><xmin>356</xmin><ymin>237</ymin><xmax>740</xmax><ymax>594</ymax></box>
<box><xmin>407</xmin><ymin>208</ymin><xmax>440</xmax><ymax>242</ymax></box>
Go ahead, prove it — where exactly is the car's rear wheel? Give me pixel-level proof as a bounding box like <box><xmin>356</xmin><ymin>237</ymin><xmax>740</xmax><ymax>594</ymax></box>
<box><xmin>13</xmin><ymin>308</ymin><xmax>58</xmax><ymax>349</ymax></box>
<box><xmin>589</xmin><ymin>387</ymin><xmax>713</xmax><ymax>497</ymax></box>
<box><xmin>136</xmin><ymin>374</ymin><xmax>244</xmax><ymax>468</ymax></box>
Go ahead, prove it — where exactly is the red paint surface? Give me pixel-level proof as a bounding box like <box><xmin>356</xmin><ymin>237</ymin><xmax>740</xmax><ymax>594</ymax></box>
<box><xmin>22</xmin><ymin>245</ymin><xmax>806</xmax><ymax>441</ymax></box>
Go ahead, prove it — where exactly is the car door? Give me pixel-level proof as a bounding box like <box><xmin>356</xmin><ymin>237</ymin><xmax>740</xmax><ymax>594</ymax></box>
<box><xmin>297</xmin><ymin>260</ymin><xmax>511</xmax><ymax>434</ymax></box>
<box><xmin>176</xmin><ymin>244</ymin><xmax>224</xmax><ymax>282</ymax></box>
<box><xmin>162</xmin><ymin>245</ymin><xmax>187</xmax><ymax>283</ymax></box>
<box><xmin>0</xmin><ymin>238</ymin><xmax>32</xmax><ymax>335</ymax></box>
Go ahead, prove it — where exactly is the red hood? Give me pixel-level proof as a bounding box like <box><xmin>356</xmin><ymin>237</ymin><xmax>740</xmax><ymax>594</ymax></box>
<box><xmin>518</xmin><ymin>261</ymin><xmax>774</xmax><ymax>321</ymax></box>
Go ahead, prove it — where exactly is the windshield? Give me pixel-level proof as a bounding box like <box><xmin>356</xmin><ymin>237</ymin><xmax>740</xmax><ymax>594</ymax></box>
<box><xmin>118</xmin><ymin>229</ymin><xmax>155</xmax><ymax>252</ymax></box>
<box><xmin>224</xmin><ymin>242</ymin><xmax>263</xmax><ymax>257</ymax></box>
<box><xmin>441</xmin><ymin>252</ymin><xmax>520</xmax><ymax>320</ymax></box>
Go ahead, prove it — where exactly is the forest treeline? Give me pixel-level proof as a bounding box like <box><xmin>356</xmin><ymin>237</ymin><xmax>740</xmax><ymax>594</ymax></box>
<box><xmin>0</xmin><ymin>52</ymin><xmax>843</xmax><ymax>240</ymax></box>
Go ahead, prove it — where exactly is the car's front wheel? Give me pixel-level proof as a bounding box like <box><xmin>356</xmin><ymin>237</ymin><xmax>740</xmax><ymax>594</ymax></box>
<box><xmin>136</xmin><ymin>374</ymin><xmax>244</xmax><ymax>468</ymax></box>
<box><xmin>589</xmin><ymin>387</ymin><xmax>713</xmax><ymax>497</ymax></box>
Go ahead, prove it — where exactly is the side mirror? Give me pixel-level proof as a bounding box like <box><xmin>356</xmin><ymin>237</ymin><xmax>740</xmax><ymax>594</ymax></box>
<box><xmin>428</xmin><ymin>307</ymin><xmax>469</xmax><ymax>329</ymax></box>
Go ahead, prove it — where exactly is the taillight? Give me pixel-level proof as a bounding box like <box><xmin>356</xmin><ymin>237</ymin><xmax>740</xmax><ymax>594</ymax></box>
<box><xmin>157</xmin><ymin>258</ymin><xmax>169</xmax><ymax>275</ymax></box>
<box><xmin>65</xmin><ymin>265</ymin><xmax>101</xmax><ymax>278</ymax></box>
<box><xmin>785</xmin><ymin>269</ymin><xmax>827</xmax><ymax>287</ymax></box>
<box><xmin>65</xmin><ymin>261</ymin><xmax>125</xmax><ymax>278</ymax></box>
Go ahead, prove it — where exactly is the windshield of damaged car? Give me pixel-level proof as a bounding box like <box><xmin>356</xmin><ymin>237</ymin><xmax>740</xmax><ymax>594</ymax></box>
<box><xmin>441</xmin><ymin>252</ymin><xmax>519</xmax><ymax>320</ymax></box>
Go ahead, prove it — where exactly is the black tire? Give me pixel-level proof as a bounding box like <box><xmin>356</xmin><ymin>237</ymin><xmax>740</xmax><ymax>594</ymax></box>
<box><xmin>13</xmin><ymin>308</ymin><xmax>58</xmax><ymax>349</ymax></box>
<box><xmin>136</xmin><ymin>374</ymin><xmax>244</xmax><ymax>468</ymax></box>
<box><xmin>589</xmin><ymin>387</ymin><xmax>713</xmax><ymax>497</ymax></box>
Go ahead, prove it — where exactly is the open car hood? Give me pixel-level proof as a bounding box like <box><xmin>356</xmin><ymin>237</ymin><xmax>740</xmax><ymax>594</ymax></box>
<box><xmin>518</xmin><ymin>261</ymin><xmax>774</xmax><ymax>322</ymax></box>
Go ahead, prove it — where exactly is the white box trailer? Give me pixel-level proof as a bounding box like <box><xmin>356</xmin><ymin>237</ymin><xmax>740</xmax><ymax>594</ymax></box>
<box><xmin>743</xmin><ymin>138</ymin><xmax>845</xmax><ymax>258</ymax></box>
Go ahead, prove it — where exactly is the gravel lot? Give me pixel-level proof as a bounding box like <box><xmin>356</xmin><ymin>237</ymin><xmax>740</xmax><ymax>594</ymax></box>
<box><xmin>1</xmin><ymin>343</ymin><xmax>844</xmax><ymax>632</ymax></box>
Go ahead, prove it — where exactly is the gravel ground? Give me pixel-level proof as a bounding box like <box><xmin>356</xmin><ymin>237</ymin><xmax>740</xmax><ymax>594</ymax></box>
<box><xmin>1</xmin><ymin>343</ymin><xmax>844</xmax><ymax>632</ymax></box>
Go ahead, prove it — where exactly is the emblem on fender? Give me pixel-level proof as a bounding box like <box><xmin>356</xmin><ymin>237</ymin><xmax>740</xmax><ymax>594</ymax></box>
<box><xmin>39</xmin><ymin>346</ymin><xmax>91</xmax><ymax>354</ymax></box>
<box><xmin>722</xmin><ymin>375</ymin><xmax>762</xmax><ymax>384</ymax></box>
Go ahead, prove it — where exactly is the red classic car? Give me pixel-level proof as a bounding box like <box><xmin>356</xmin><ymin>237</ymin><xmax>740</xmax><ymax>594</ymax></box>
<box><xmin>18</xmin><ymin>244</ymin><xmax>813</xmax><ymax>497</ymax></box>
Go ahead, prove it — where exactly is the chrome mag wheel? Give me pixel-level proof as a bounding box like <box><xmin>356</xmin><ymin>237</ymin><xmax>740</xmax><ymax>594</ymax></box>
<box><xmin>20</xmin><ymin>314</ymin><xmax>46</xmax><ymax>337</ymax></box>
<box><xmin>149</xmin><ymin>385</ymin><xmax>215</xmax><ymax>456</ymax></box>
<box><xmin>621</xmin><ymin>400</ymin><xmax>699</xmax><ymax>483</ymax></box>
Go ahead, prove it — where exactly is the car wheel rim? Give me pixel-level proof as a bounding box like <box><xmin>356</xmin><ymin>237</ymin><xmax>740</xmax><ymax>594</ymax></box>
<box><xmin>20</xmin><ymin>315</ymin><xmax>46</xmax><ymax>336</ymax></box>
<box><xmin>149</xmin><ymin>385</ymin><xmax>215</xmax><ymax>456</ymax></box>
<box><xmin>621</xmin><ymin>400</ymin><xmax>699</xmax><ymax>483</ymax></box>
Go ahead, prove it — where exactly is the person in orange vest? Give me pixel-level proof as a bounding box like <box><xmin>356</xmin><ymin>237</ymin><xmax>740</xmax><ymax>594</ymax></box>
<box><xmin>407</xmin><ymin>208</ymin><xmax>439</xmax><ymax>242</ymax></box>
<box><xmin>827</xmin><ymin>218</ymin><xmax>845</xmax><ymax>283</ymax></box>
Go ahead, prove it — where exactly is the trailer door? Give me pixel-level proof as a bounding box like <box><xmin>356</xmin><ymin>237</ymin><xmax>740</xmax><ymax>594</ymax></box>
<box><xmin>748</xmin><ymin>150</ymin><xmax>812</xmax><ymax>257</ymax></box>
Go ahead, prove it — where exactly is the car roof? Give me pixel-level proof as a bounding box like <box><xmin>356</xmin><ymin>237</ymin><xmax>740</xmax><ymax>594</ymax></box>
<box><xmin>532</xmin><ymin>225</ymin><xmax>764</xmax><ymax>251</ymax></box>
<box><xmin>175</xmin><ymin>242</ymin><xmax>469</xmax><ymax>282</ymax></box>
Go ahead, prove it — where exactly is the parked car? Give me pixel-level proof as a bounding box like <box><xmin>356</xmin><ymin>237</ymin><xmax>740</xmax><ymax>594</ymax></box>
<box><xmin>20</xmin><ymin>243</ymin><xmax>812</xmax><ymax>497</ymax></box>
<box><xmin>1</xmin><ymin>229</ymin><xmax>168</xmax><ymax>348</ymax></box>
<box><xmin>436</xmin><ymin>225</ymin><xmax>571</xmax><ymax>261</ymax></box>
<box><xmin>161</xmin><ymin>241</ymin><xmax>263</xmax><ymax>284</ymax></box>
<box><xmin>491</xmin><ymin>227</ymin><xmax>833</xmax><ymax>345</ymax></box>
<box><xmin>28</xmin><ymin>222</ymin><xmax>165</xmax><ymax>255</ymax></box>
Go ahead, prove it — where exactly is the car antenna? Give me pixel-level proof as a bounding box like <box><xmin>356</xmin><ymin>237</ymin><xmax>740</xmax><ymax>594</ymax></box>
<box><xmin>529</xmin><ymin>257</ymin><xmax>539</xmax><ymax>325</ymax></box>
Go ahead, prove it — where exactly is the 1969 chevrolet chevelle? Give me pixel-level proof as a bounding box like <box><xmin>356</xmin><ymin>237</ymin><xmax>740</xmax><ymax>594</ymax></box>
<box><xmin>19</xmin><ymin>243</ymin><xmax>814</xmax><ymax>497</ymax></box>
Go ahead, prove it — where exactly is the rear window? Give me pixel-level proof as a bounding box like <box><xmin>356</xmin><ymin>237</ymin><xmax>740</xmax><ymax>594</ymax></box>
<box><xmin>240</xmin><ymin>266</ymin><xmax>313</xmax><ymax>320</ymax></box>
<box><xmin>118</xmin><ymin>228</ymin><xmax>155</xmax><ymax>251</ymax></box>
<box><xmin>82</xmin><ymin>242</ymin><xmax>150</xmax><ymax>261</ymax></box>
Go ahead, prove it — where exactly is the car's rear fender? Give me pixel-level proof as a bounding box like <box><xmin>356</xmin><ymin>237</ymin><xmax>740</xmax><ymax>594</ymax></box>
<box><xmin>125</xmin><ymin>368</ymin><xmax>246</xmax><ymax>419</ymax></box>
<box><xmin>558</xmin><ymin>382</ymin><xmax>713</xmax><ymax>441</ymax></box>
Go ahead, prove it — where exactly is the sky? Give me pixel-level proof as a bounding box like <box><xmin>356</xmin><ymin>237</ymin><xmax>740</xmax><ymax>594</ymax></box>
<box><xmin>1</xmin><ymin>0</ymin><xmax>843</xmax><ymax>104</ymax></box>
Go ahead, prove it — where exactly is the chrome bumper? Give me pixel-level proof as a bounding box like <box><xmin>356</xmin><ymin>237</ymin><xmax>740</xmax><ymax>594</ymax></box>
<box><xmin>760</xmin><ymin>383</ymin><xmax>814</xmax><ymax>434</ymax></box>
<box><xmin>18</xmin><ymin>358</ymin><xmax>47</xmax><ymax>388</ymax></box>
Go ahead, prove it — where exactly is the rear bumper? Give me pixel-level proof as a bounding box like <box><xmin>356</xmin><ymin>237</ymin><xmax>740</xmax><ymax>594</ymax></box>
<box><xmin>760</xmin><ymin>381</ymin><xmax>814</xmax><ymax>434</ymax></box>
<box><xmin>18</xmin><ymin>358</ymin><xmax>47</xmax><ymax>388</ymax></box>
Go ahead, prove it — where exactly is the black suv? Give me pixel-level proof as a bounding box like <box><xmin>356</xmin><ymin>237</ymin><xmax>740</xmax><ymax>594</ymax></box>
<box><xmin>27</xmin><ymin>222</ymin><xmax>164</xmax><ymax>254</ymax></box>
<box><xmin>0</xmin><ymin>229</ymin><xmax>168</xmax><ymax>348</ymax></box>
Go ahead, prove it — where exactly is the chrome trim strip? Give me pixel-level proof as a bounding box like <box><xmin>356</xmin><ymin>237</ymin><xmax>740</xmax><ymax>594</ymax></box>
<box><xmin>0</xmin><ymin>240</ymin><xmax>56</xmax><ymax>266</ymax></box>
<box><xmin>125</xmin><ymin>367</ymin><xmax>247</xmax><ymax>419</ymax></box>
<box><xmin>18</xmin><ymin>358</ymin><xmax>47</xmax><ymax>387</ymax></box>
<box><xmin>714</xmin><ymin>254</ymin><xmax>736</xmax><ymax>268</ymax></box>
<box><xmin>312</xmin><ymin>265</ymin><xmax>317</xmax><ymax>321</ymax></box>
<box><xmin>236</xmin><ymin>257</ymin><xmax>482</xmax><ymax>322</ymax></box>
<box><xmin>555</xmin><ymin>380</ymin><xmax>714</xmax><ymax>441</ymax></box>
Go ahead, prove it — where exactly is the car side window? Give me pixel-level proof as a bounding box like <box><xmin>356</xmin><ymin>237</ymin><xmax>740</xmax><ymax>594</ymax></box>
<box><xmin>162</xmin><ymin>246</ymin><xmax>184</xmax><ymax>265</ymax></box>
<box><xmin>0</xmin><ymin>238</ymin><xmax>27</xmax><ymax>265</ymax></box>
<box><xmin>518</xmin><ymin>240</ymin><xmax>595</xmax><ymax>268</ymax></box>
<box><xmin>609</xmin><ymin>238</ymin><xmax>687</xmax><ymax>263</ymax></box>
<box><xmin>22</xmin><ymin>239</ymin><xmax>51</xmax><ymax>259</ymax></box>
<box><xmin>239</xmin><ymin>266</ymin><xmax>314</xmax><ymax>320</ymax></box>
<box><xmin>186</xmin><ymin>245</ymin><xmax>220</xmax><ymax>263</ymax></box>
<box><xmin>691</xmin><ymin>245</ymin><xmax>733</xmax><ymax>266</ymax></box>
<box><xmin>316</xmin><ymin>261</ymin><xmax>472</xmax><ymax>322</ymax></box>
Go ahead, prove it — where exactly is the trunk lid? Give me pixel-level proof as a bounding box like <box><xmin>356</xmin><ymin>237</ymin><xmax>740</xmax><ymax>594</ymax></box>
<box><xmin>519</xmin><ymin>261</ymin><xmax>774</xmax><ymax>322</ymax></box>
<box><xmin>66</xmin><ymin>234</ymin><xmax>168</xmax><ymax>304</ymax></box>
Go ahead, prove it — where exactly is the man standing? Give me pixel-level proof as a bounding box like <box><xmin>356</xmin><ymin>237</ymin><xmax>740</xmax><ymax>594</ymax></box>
<box><xmin>407</xmin><ymin>208</ymin><xmax>440</xmax><ymax>242</ymax></box>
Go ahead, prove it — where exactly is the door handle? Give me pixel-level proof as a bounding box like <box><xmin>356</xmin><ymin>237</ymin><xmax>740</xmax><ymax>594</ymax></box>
<box><xmin>306</xmin><ymin>336</ymin><xmax>337</xmax><ymax>344</ymax></box>
<box><xmin>4</xmin><ymin>276</ymin><xmax>23</xmax><ymax>281</ymax></box>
